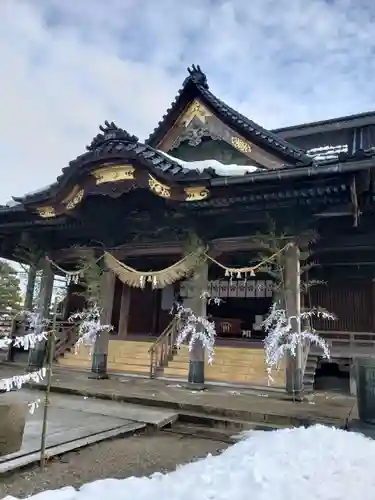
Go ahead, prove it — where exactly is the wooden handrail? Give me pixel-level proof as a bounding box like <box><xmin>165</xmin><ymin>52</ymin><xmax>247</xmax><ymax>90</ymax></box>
<box><xmin>149</xmin><ymin>317</ymin><xmax>179</xmax><ymax>378</ymax></box>
<box><xmin>148</xmin><ymin>318</ymin><xmax>177</xmax><ymax>353</ymax></box>
<box><xmin>319</xmin><ymin>330</ymin><xmax>375</xmax><ymax>336</ymax></box>
<box><xmin>54</xmin><ymin>323</ymin><xmax>78</xmax><ymax>359</ymax></box>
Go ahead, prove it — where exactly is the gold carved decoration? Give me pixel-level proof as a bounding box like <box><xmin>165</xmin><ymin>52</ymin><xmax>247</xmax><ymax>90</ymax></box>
<box><xmin>36</xmin><ymin>206</ymin><xmax>56</xmax><ymax>218</ymax></box>
<box><xmin>184</xmin><ymin>186</ymin><xmax>209</xmax><ymax>201</ymax></box>
<box><xmin>65</xmin><ymin>188</ymin><xmax>84</xmax><ymax>210</ymax></box>
<box><xmin>148</xmin><ymin>174</ymin><xmax>171</xmax><ymax>198</ymax></box>
<box><xmin>91</xmin><ymin>164</ymin><xmax>135</xmax><ymax>185</ymax></box>
<box><xmin>180</xmin><ymin>100</ymin><xmax>212</xmax><ymax>127</ymax></box>
<box><xmin>231</xmin><ymin>136</ymin><xmax>252</xmax><ymax>154</ymax></box>
<box><xmin>61</xmin><ymin>185</ymin><xmax>85</xmax><ymax>211</ymax></box>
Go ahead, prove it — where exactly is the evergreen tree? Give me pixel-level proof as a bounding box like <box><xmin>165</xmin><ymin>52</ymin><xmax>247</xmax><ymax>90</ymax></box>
<box><xmin>0</xmin><ymin>260</ymin><xmax>23</xmax><ymax>312</ymax></box>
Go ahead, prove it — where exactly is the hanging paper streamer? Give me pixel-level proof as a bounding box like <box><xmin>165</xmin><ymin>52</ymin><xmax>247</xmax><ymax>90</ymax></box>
<box><xmin>0</xmin><ymin>367</ymin><xmax>47</xmax><ymax>392</ymax></box>
<box><xmin>205</xmin><ymin>243</ymin><xmax>291</xmax><ymax>280</ymax></box>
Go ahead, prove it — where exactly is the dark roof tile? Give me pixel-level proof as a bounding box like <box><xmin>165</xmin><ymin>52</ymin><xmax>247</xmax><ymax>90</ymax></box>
<box><xmin>146</xmin><ymin>65</ymin><xmax>312</xmax><ymax>166</ymax></box>
<box><xmin>11</xmin><ymin>122</ymin><xmax>211</xmax><ymax>206</ymax></box>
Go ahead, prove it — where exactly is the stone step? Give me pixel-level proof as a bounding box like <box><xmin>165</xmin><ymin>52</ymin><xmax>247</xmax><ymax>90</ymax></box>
<box><xmin>177</xmin><ymin>411</ymin><xmax>285</xmax><ymax>429</ymax></box>
<box><xmin>176</xmin><ymin>408</ymin><xmax>304</xmax><ymax>429</ymax></box>
<box><xmin>164</xmin><ymin>420</ymin><xmax>284</xmax><ymax>444</ymax></box>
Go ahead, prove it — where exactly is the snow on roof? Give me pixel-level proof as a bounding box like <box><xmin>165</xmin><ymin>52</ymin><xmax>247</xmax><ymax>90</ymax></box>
<box><xmin>18</xmin><ymin>424</ymin><xmax>375</xmax><ymax>500</ymax></box>
<box><xmin>4</xmin><ymin>184</ymin><xmax>54</xmax><ymax>207</ymax></box>
<box><xmin>4</xmin><ymin>199</ymin><xmax>20</xmax><ymax>207</ymax></box>
<box><xmin>307</xmin><ymin>144</ymin><xmax>348</xmax><ymax>162</ymax></box>
<box><xmin>158</xmin><ymin>150</ymin><xmax>258</xmax><ymax>176</ymax></box>
<box><xmin>4</xmin><ymin>156</ymin><xmax>256</xmax><ymax>207</ymax></box>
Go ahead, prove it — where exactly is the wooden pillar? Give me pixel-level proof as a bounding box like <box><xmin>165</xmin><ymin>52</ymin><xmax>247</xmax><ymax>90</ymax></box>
<box><xmin>185</xmin><ymin>260</ymin><xmax>208</xmax><ymax>389</ymax></box>
<box><xmin>40</xmin><ymin>264</ymin><xmax>54</xmax><ymax>318</ymax></box>
<box><xmin>27</xmin><ymin>259</ymin><xmax>54</xmax><ymax>371</ymax></box>
<box><xmin>24</xmin><ymin>264</ymin><xmax>37</xmax><ymax>311</ymax></box>
<box><xmin>284</xmin><ymin>243</ymin><xmax>303</xmax><ymax>395</ymax></box>
<box><xmin>90</xmin><ymin>270</ymin><xmax>115</xmax><ymax>379</ymax></box>
<box><xmin>118</xmin><ymin>284</ymin><xmax>130</xmax><ymax>338</ymax></box>
<box><xmin>350</xmin><ymin>359</ymin><xmax>357</xmax><ymax>396</ymax></box>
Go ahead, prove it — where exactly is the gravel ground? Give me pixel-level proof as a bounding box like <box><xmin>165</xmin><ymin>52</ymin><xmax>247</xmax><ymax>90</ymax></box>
<box><xmin>0</xmin><ymin>430</ymin><xmax>228</xmax><ymax>499</ymax></box>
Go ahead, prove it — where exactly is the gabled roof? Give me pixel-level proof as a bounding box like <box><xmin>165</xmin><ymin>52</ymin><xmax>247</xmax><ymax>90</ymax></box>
<box><xmin>146</xmin><ymin>65</ymin><xmax>312</xmax><ymax>167</ymax></box>
<box><xmin>12</xmin><ymin>121</ymin><xmax>212</xmax><ymax>206</ymax></box>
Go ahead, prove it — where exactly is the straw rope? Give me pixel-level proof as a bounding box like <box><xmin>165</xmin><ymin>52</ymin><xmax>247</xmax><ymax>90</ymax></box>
<box><xmin>46</xmin><ymin>242</ymin><xmax>292</xmax><ymax>288</ymax></box>
<box><xmin>103</xmin><ymin>250</ymin><xmax>205</xmax><ymax>289</ymax></box>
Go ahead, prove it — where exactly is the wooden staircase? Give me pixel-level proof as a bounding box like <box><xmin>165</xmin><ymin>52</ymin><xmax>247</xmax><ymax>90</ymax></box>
<box><xmin>149</xmin><ymin>318</ymin><xmax>179</xmax><ymax>378</ymax></box>
<box><xmin>58</xmin><ymin>340</ymin><xmax>152</xmax><ymax>375</ymax></box>
<box><xmin>54</xmin><ymin>322</ymin><xmax>78</xmax><ymax>360</ymax></box>
<box><xmin>164</xmin><ymin>344</ymin><xmax>286</xmax><ymax>388</ymax></box>
<box><xmin>302</xmin><ymin>353</ymin><xmax>319</xmax><ymax>393</ymax></box>
<box><xmin>57</xmin><ymin>314</ymin><xmax>287</xmax><ymax>388</ymax></box>
<box><xmin>58</xmin><ymin>317</ymin><xmax>179</xmax><ymax>376</ymax></box>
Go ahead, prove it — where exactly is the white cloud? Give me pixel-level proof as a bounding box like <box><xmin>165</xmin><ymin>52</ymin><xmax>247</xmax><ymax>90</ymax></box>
<box><xmin>1</xmin><ymin>0</ymin><xmax>375</xmax><ymax>203</ymax></box>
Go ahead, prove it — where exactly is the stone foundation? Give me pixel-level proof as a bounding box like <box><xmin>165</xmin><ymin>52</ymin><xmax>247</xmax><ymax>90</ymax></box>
<box><xmin>0</xmin><ymin>399</ymin><xmax>27</xmax><ymax>456</ymax></box>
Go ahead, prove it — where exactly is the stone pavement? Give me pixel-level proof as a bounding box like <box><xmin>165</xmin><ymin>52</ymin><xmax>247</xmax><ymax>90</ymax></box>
<box><xmin>0</xmin><ymin>388</ymin><xmax>178</xmax><ymax>474</ymax></box>
<box><xmin>0</xmin><ymin>364</ymin><xmax>357</xmax><ymax>428</ymax></box>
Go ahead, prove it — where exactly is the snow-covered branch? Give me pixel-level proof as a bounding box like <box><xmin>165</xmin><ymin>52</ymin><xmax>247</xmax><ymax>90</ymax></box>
<box><xmin>68</xmin><ymin>304</ymin><xmax>113</xmax><ymax>355</ymax></box>
<box><xmin>175</xmin><ymin>303</ymin><xmax>217</xmax><ymax>364</ymax></box>
<box><xmin>262</xmin><ymin>302</ymin><xmax>334</xmax><ymax>378</ymax></box>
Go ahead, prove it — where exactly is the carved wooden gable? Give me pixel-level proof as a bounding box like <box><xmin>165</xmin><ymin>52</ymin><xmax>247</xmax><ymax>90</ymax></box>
<box><xmin>157</xmin><ymin>99</ymin><xmax>290</xmax><ymax>170</ymax></box>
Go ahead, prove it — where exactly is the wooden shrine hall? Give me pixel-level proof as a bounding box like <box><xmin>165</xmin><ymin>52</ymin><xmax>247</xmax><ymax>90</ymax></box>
<box><xmin>2</xmin><ymin>65</ymin><xmax>375</xmax><ymax>392</ymax></box>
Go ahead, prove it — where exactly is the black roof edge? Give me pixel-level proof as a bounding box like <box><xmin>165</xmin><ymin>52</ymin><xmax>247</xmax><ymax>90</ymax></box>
<box><xmin>210</xmin><ymin>152</ymin><xmax>375</xmax><ymax>187</ymax></box>
<box><xmin>273</xmin><ymin>110</ymin><xmax>375</xmax><ymax>138</ymax></box>
<box><xmin>0</xmin><ymin>203</ymin><xmax>25</xmax><ymax>213</ymax></box>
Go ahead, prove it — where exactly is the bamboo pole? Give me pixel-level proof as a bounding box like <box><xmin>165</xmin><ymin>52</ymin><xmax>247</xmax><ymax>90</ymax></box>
<box><xmin>40</xmin><ymin>301</ymin><xmax>57</xmax><ymax>471</ymax></box>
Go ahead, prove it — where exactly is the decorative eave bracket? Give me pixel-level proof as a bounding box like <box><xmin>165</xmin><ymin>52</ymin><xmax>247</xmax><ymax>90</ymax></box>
<box><xmin>35</xmin><ymin>163</ymin><xmax>210</xmax><ymax>219</ymax></box>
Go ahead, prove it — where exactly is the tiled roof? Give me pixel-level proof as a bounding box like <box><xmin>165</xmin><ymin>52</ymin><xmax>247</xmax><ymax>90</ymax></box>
<box><xmin>146</xmin><ymin>65</ymin><xmax>312</xmax><ymax>166</ymax></box>
<box><xmin>13</xmin><ymin>121</ymin><xmax>211</xmax><ymax>205</ymax></box>
<box><xmin>273</xmin><ymin>110</ymin><xmax>375</xmax><ymax>135</ymax></box>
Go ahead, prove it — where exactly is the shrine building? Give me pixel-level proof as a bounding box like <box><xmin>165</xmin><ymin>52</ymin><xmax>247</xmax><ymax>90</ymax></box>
<box><xmin>1</xmin><ymin>65</ymin><xmax>375</xmax><ymax>393</ymax></box>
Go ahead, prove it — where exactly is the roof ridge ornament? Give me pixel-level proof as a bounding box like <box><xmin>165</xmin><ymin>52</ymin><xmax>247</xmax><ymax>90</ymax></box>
<box><xmin>86</xmin><ymin>121</ymin><xmax>139</xmax><ymax>151</ymax></box>
<box><xmin>185</xmin><ymin>64</ymin><xmax>209</xmax><ymax>89</ymax></box>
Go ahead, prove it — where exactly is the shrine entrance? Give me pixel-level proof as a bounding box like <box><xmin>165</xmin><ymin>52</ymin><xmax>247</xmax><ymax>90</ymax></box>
<box><xmin>179</xmin><ymin>271</ymin><xmax>274</xmax><ymax>343</ymax></box>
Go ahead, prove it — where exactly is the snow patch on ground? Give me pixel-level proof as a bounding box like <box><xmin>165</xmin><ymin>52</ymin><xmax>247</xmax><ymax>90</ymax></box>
<box><xmin>4</xmin><ymin>425</ymin><xmax>375</xmax><ymax>500</ymax></box>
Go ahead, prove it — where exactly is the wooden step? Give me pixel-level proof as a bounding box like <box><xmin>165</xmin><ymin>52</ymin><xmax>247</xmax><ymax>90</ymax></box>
<box><xmin>58</xmin><ymin>357</ymin><xmax>92</xmax><ymax>369</ymax></box>
<box><xmin>109</xmin><ymin>362</ymin><xmax>150</xmax><ymax>375</ymax></box>
<box><xmin>163</xmin><ymin>366</ymin><xmax>189</xmax><ymax>378</ymax></box>
<box><xmin>303</xmin><ymin>354</ymin><xmax>319</xmax><ymax>392</ymax></box>
<box><xmin>163</xmin><ymin>345</ymin><xmax>285</xmax><ymax>388</ymax></box>
<box><xmin>59</xmin><ymin>340</ymin><xmax>153</xmax><ymax>373</ymax></box>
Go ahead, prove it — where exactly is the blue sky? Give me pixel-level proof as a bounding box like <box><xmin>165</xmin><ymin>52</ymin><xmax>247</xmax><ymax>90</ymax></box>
<box><xmin>1</xmin><ymin>0</ymin><xmax>375</xmax><ymax>203</ymax></box>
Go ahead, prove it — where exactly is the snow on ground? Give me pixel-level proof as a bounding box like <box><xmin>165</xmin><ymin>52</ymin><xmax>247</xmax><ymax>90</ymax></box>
<box><xmin>4</xmin><ymin>425</ymin><xmax>375</xmax><ymax>500</ymax></box>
